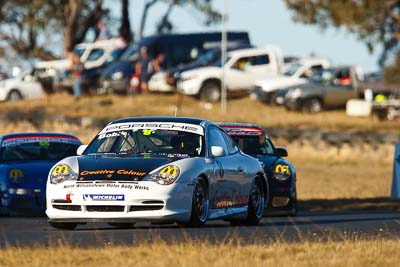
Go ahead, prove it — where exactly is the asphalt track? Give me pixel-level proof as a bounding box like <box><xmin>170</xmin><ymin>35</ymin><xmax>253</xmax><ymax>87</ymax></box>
<box><xmin>1</xmin><ymin>210</ymin><xmax>400</xmax><ymax>247</ymax></box>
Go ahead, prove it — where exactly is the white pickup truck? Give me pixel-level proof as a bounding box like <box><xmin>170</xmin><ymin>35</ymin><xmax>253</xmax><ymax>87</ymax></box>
<box><xmin>176</xmin><ymin>47</ymin><xmax>283</xmax><ymax>102</ymax></box>
<box><xmin>251</xmin><ymin>57</ymin><xmax>330</xmax><ymax>104</ymax></box>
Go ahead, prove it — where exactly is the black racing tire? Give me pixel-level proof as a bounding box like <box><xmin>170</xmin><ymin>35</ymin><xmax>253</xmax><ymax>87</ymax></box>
<box><xmin>303</xmin><ymin>98</ymin><xmax>322</xmax><ymax>113</ymax></box>
<box><xmin>245</xmin><ymin>177</ymin><xmax>266</xmax><ymax>225</ymax></box>
<box><xmin>49</xmin><ymin>221</ymin><xmax>78</xmax><ymax>230</ymax></box>
<box><xmin>108</xmin><ymin>223</ymin><xmax>136</xmax><ymax>229</ymax></box>
<box><xmin>199</xmin><ymin>81</ymin><xmax>221</xmax><ymax>102</ymax></box>
<box><xmin>6</xmin><ymin>90</ymin><xmax>23</xmax><ymax>101</ymax></box>
<box><xmin>229</xmin><ymin>176</ymin><xmax>266</xmax><ymax>226</ymax></box>
<box><xmin>178</xmin><ymin>177</ymin><xmax>209</xmax><ymax>227</ymax></box>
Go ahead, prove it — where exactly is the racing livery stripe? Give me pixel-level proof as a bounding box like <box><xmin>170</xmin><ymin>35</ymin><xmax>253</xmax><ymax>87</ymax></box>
<box><xmin>3</xmin><ymin>135</ymin><xmax>80</xmax><ymax>141</ymax></box>
<box><xmin>220</xmin><ymin>126</ymin><xmax>264</xmax><ymax>135</ymax></box>
<box><xmin>99</xmin><ymin>122</ymin><xmax>204</xmax><ymax>135</ymax></box>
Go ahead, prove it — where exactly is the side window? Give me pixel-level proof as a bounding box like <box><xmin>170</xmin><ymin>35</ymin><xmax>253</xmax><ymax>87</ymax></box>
<box><xmin>262</xmin><ymin>138</ymin><xmax>275</xmax><ymax>155</ymax></box>
<box><xmin>208</xmin><ymin>127</ymin><xmax>229</xmax><ymax>155</ymax></box>
<box><xmin>232</xmin><ymin>56</ymin><xmax>252</xmax><ymax>70</ymax></box>
<box><xmin>254</xmin><ymin>54</ymin><xmax>270</xmax><ymax>65</ymax></box>
<box><xmin>221</xmin><ymin>131</ymin><xmax>239</xmax><ymax>155</ymax></box>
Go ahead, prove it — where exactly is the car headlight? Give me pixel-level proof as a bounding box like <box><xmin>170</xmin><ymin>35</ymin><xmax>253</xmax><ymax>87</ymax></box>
<box><xmin>8</xmin><ymin>169</ymin><xmax>24</xmax><ymax>183</ymax></box>
<box><xmin>112</xmin><ymin>71</ymin><xmax>123</xmax><ymax>80</ymax></box>
<box><xmin>50</xmin><ymin>164</ymin><xmax>78</xmax><ymax>184</ymax></box>
<box><xmin>287</xmin><ymin>88</ymin><xmax>302</xmax><ymax>99</ymax></box>
<box><xmin>273</xmin><ymin>164</ymin><xmax>291</xmax><ymax>181</ymax></box>
<box><xmin>148</xmin><ymin>165</ymin><xmax>180</xmax><ymax>185</ymax></box>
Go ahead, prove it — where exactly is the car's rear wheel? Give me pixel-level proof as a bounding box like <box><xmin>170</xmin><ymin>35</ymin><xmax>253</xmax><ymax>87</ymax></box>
<box><xmin>6</xmin><ymin>90</ymin><xmax>23</xmax><ymax>101</ymax></box>
<box><xmin>200</xmin><ymin>82</ymin><xmax>221</xmax><ymax>102</ymax></box>
<box><xmin>49</xmin><ymin>221</ymin><xmax>78</xmax><ymax>230</ymax></box>
<box><xmin>245</xmin><ymin>177</ymin><xmax>266</xmax><ymax>225</ymax></box>
<box><xmin>178</xmin><ymin>177</ymin><xmax>209</xmax><ymax>227</ymax></box>
<box><xmin>229</xmin><ymin>177</ymin><xmax>266</xmax><ymax>226</ymax></box>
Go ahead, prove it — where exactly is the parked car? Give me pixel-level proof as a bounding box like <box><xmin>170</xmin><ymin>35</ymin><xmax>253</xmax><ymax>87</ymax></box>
<box><xmin>219</xmin><ymin>123</ymin><xmax>297</xmax><ymax>216</ymax></box>
<box><xmin>148</xmin><ymin>44</ymin><xmax>252</xmax><ymax>93</ymax></box>
<box><xmin>0</xmin><ymin>69</ymin><xmax>46</xmax><ymax>101</ymax></box>
<box><xmin>251</xmin><ymin>57</ymin><xmax>330</xmax><ymax>104</ymax></box>
<box><xmin>284</xmin><ymin>66</ymin><xmax>364</xmax><ymax>113</ymax></box>
<box><xmin>36</xmin><ymin>38</ymin><xmax>127</xmax><ymax>93</ymax></box>
<box><xmin>46</xmin><ymin>117</ymin><xmax>268</xmax><ymax>229</ymax></box>
<box><xmin>0</xmin><ymin>133</ymin><xmax>82</xmax><ymax>215</ymax></box>
<box><xmin>99</xmin><ymin>32</ymin><xmax>251</xmax><ymax>94</ymax></box>
<box><xmin>177</xmin><ymin>47</ymin><xmax>284</xmax><ymax>102</ymax></box>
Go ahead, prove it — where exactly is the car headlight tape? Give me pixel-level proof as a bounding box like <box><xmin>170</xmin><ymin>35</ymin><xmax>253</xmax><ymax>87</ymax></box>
<box><xmin>150</xmin><ymin>165</ymin><xmax>180</xmax><ymax>185</ymax></box>
<box><xmin>50</xmin><ymin>164</ymin><xmax>78</xmax><ymax>184</ymax></box>
<box><xmin>273</xmin><ymin>164</ymin><xmax>290</xmax><ymax>181</ymax></box>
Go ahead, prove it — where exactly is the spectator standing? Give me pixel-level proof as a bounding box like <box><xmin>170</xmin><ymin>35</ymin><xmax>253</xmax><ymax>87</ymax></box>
<box><xmin>72</xmin><ymin>53</ymin><xmax>84</xmax><ymax>100</ymax></box>
<box><xmin>135</xmin><ymin>47</ymin><xmax>152</xmax><ymax>93</ymax></box>
<box><xmin>152</xmin><ymin>53</ymin><xmax>166</xmax><ymax>73</ymax></box>
<box><xmin>97</xmin><ymin>20</ymin><xmax>112</xmax><ymax>41</ymax></box>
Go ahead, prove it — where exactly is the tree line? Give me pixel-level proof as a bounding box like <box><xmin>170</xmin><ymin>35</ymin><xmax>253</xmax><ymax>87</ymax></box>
<box><xmin>0</xmin><ymin>0</ymin><xmax>399</xmax><ymax>83</ymax></box>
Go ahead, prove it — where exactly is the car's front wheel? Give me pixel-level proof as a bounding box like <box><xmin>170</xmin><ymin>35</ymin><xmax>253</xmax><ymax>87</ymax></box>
<box><xmin>178</xmin><ymin>177</ymin><xmax>209</xmax><ymax>227</ymax></box>
<box><xmin>49</xmin><ymin>221</ymin><xmax>78</xmax><ymax>230</ymax></box>
<box><xmin>6</xmin><ymin>90</ymin><xmax>23</xmax><ymax>101</ymax></box>
<box><xmin>199</xmin><ymin>82</ymin><xmax>221</xmax><ymax>102</ymax></box>
<box><xmin>303</xmin><ymin>98</ymin><xmax>322</xmax><ymax>113</ymax></box>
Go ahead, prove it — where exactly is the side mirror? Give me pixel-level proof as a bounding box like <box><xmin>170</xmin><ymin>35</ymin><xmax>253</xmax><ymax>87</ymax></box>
<box><xmin>211</xmin><ymin>146</ymin><xmax>225</xmax><ymax>157</ymax></box>
<box><xmin>275</xmin><ymin>147</ymin><xmax>288</xmax><ymax>157</ymax></box>
<box><xmin>77</xmin><ymin>145</ymin><xmax>88</xmax><ymax>156</ymax></box>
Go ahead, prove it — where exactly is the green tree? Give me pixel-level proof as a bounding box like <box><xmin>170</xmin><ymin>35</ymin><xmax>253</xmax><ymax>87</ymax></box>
<box><xmin>284</xmin><ymin>0</ymin><xmax>400</xmax><ymax>81</ymax></box>
<box><xmin>0</xmin><ymin>0</ymin><xmax>108</xmax><ymax>60</ymax></box>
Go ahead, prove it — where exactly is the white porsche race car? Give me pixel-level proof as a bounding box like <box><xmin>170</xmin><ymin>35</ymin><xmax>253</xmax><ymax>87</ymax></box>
<box><xmin>46</xmin><ymin>117</ymin><xmax>268</xmax><ymax>229</ymax></box>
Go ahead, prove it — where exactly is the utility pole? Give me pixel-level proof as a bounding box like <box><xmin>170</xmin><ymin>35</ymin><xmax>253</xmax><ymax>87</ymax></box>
<box><xmin>220</xmin><ymin>0</ymin><xmax>228</xmax><ymax>112</ymax></box>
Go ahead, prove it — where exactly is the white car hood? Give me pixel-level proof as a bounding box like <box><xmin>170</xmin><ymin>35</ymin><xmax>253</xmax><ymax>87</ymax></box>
<box><xmin>255</xmin><ymin>76</ymin><xmax>308</xmax><ymax>92</ymax></box>
<box><xmin>180</xmin><ymin>66</ymin><xmax>222</xmax><ymax>79</ymax></box>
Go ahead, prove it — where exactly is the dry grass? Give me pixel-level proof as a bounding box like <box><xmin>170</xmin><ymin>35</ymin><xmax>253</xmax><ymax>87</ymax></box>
<box><xmin>286</xmin><ymin>144</ymin><xmax>394</xmax><ymax>200</ymax></box>
<box><xmin>1</xmin><ymin>239</ymin><xmax>400</xmax><ymax>267</ymax></box>
<box><xmin>1</xmin><ymin>93</ymin><xmax>400</xmax><ymax>135</ymax></box>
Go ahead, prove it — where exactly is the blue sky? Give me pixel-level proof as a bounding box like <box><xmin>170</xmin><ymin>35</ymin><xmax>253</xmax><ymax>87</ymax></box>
<box><xmin>113</xmin><ymin>0</ymin><xmax>380</xmax><ymax>72</ymax></box>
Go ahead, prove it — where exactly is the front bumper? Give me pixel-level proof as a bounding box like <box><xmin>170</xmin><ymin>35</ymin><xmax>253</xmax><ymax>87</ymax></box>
<box><xmin>251</xmin><ymin>86</ymin><xmax>273</xmax><ymax>103</ymax></box>
<box><xmin>46</xmin><ymin>181</ymin><xmax>193</xmax><ymax>223</ymax></box>
<box><xmin>264</xmin><ymin>182</ymin><xmax>296</xmax><ymax>215</ymax></box>
<box><xmin>176</xmin><ymin>79</ymin><xmax>202</xmax><ymax>96</ymax></box>
<box><xmin>2</xmin><ymin>188</ymin><xmax>46</xmax><ymax>214</ymax></box>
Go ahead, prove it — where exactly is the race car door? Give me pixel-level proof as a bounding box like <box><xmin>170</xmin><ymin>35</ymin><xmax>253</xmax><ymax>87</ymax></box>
<box><xmin>207</xmin><ymin>126</ymin><xmax>241</xmax><ymax>210</ymax></box>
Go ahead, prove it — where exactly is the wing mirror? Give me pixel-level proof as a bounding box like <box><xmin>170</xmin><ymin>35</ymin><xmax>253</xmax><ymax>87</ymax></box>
<box><xmin>77</xmin><ymin>145</ymin><xmax>88</xmax><ymax>156</ymax></box>
<box><xmin>275</xmin><ymin>147</ymin><xmax>288</xmax><ymax>157</ymax></box>
<box><xmin>211</xmin><ymin>146</ymin><xmax>225</xmax><ymax>157</ymax></box>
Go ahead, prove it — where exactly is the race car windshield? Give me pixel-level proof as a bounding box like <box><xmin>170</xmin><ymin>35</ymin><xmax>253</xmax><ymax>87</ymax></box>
<box><xmin>0</xmin><ymin>140</ymin><xmax>80</xmax><ymax>162</ymax></box>
<box><xmin>231</xmin><ymin>136</ymin><xmax>275</xmax><ymax>156</ymax></box>
<box><xmin>85</xmin><ymin>129</ymin><xmax>204</xmax><ymax>158</ymax></box>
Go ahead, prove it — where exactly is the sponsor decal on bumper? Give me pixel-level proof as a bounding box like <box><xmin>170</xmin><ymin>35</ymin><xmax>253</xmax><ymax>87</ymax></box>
<box><xmin>83</xmin><ymin>194</ymin><xmax>125</xmax><ymax>201</ymax></box>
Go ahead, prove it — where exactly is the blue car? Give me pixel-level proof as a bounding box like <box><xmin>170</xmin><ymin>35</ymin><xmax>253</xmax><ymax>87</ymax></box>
<box><xmin>219</xmin><ymin>123</ymin><xmax>297</xmax><ymax>216</ymax></box>
<box><xmin>0</xmin><ymin>133</ymin><xmax>82</xmax><ymax>215</ymax></box>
